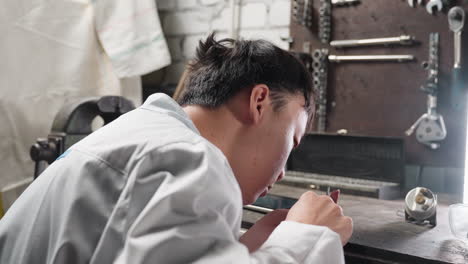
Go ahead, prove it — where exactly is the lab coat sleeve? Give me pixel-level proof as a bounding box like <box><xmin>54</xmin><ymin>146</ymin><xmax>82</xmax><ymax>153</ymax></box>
<box><xmin>251</xmin><ymin>221</ymin><xmax>345</xmax><ymax>264</ymax></box>
<box><xmin>113</xmin><ymin>141</ymin><xmax>344</xmax><ymax>264</ymax></box>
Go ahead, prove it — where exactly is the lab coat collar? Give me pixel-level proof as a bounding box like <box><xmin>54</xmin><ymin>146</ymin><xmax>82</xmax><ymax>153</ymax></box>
<box><xmin>141</xmin><ymin>93</ymin><xmax>200</xmax><ymax>135</ymax></box>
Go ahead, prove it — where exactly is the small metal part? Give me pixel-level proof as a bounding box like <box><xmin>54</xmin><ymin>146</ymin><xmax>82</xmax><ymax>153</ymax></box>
<box><xmin>405</xmin><ymin>187</ymin><xmax>437</xmax><ymax>226</ymax></box>
<box><xmin>319</xmin><ymin>0</ymin><xmax>332</xmax><ymax>43</ymax></box>
<box><xmin>330</xmin><ymin>35</ymin><xmax>415</xmax><ymax>48</ymax></box>
<box><xmin>328</xmin><ymin>54</ymin><xmax>415</xmax><ymax>62</ymax></box>
<box><xmin>426</xmin><ymin>0</ymin><xmax>443</xmax><ymax>15</ymax></box>
<box><xmin>331</xmin><ymin>0</ymin><xmax>360</xmax><ymax>6</ymax></box>
<box><xmin>407</xmin><ymin>0</ymin><xmax>423</xmax><ymax>8</ymax></box>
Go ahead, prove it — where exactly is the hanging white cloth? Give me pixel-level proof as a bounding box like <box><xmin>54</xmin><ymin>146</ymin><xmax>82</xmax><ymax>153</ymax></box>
<box><xmin>0</xmin><ymin>0</ymin><xmax>171</xmax><ymax>190</ymax></box>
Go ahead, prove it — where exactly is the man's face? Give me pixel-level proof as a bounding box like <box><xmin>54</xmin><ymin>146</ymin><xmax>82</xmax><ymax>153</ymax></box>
<box><xmin>238</xmin><ymin>94</ymin><xmax>308</xmax><ymax>205</ymax></box>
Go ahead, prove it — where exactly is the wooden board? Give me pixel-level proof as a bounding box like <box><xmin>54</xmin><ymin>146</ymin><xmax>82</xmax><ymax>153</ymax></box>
<box><xmin>289</xmin><ymin>0</ymin><xmax>468</xmax><ymax>167</ymax></box>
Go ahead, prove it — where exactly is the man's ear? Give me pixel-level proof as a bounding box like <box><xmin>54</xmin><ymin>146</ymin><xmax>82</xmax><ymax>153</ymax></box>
<box><xmin>249</xmin><ymin>84</ymin><xmax>270</xmax><ymax>124</ymax></box>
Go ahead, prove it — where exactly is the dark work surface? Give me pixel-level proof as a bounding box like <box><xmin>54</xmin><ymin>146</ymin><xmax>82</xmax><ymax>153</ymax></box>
<box><xmin>289</xmin><ymin>0</ymin><xmax>468</xmax><ymax>167</ymax></box>
<box><xmin>242</xmin><ymin>184</ymin><xmax>468</xmax><ymax>264</ymax></box>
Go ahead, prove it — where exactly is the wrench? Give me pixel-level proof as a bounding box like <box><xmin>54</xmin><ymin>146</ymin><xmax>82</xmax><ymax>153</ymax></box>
<box><xmin>426</xmin><ymin>0</ymin><xmax>443</xmax><ymax>15</ymax></box>
<box><xmin>448</xmin><ymin>6</ymin><xmax>465</xmax><ymax>110</ymax></box>
<box><xmin>407</xmin><ymin>0</ymin><xmax>423</xmax><ymax>8</ymax></box>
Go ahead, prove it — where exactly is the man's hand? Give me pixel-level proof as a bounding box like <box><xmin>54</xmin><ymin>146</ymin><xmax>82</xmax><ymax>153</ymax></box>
<box><xmin>286</xmin><ymin>191</ymin><xmax>353</xmax><ymax>245</ymax></box>
<box><xmin>239</xmin><ymin>209</ymin><xmax>289</xmax><ymax>252</ymax></box>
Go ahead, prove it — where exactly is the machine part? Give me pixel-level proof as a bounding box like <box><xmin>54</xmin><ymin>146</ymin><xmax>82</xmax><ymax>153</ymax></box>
<box><xmin>319</xmin><ymin>0</ymin><xmax>332</xmax><ymax>43</ymax></box>
<box><xmin>407</xmin><ymin>0</ymin><xmax>423</xmax><ymax>8</ymax></box>
<box><xmin>426</xmin><ymin>0</ymin><xmax>443</xmax><ymax>15</ymax></box>
<box><xmin>331</xmin><ymin>0</ymin><xmax>360</xmax><ymax>6</ymax></box>
<box><xmin>328</xmin><ymin>54</ymin><xmax>415</xmax><ymax>62</ymax></box>
<box><xmin>330</xmin><ymin>35</ymin><xmax>415</xmax><ymax>48</ymax></box>
<box><xmin>406</xmin><ymin>33</ymin><xmax>446</xmax><ymax>150</ymax></box>
<box><xmin>30</xmin><ymin>96</ymin><xmax>135</xmax><ymax>178</ymax></box>
<box><xmin>420</xmin><ymin>32</ymin><xmax>440</xmax><ymax>95</ymax></box>
<box><xmin>404</xmin><ymin>187</ymin><xmax>437</xmax><ymax>226</ymax></box>
<box><xmin>448</xmin><ymin>6</ymin><xmax>465</xmax><ymax>110</ymax></box>
<box><xmin>312</xmin><ymin>49</ymin><xmax>329</xmax><ymax>133</ymax></box>
<box><xmin>293</xmin><ymin>0</ymin><xmax>313</xmax><ymax>28</ymax></box>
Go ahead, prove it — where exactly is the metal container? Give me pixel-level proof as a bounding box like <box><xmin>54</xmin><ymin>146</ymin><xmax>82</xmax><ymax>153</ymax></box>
<box><xmin>404</xmin><ymin>187</ymin><xmax>437</xmax><ymax>226</ymax></box>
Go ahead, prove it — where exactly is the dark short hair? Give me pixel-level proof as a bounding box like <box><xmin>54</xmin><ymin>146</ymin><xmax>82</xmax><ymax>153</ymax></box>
<box><xmin>178</xmin><ymin>33</ymin><xmax>315</xmax><ymax>115</ymax></box>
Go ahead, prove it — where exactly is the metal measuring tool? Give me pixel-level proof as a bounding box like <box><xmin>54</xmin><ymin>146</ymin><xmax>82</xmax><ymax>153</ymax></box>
<box><xmin>448</xmin><ymin>6</ymin><xmax>465</xmax><ymax>110</ymax></box>
<box><xmin>330</xmin><ymin>35</ymin><xmax>415</xmax><ymax>48</ymax></box>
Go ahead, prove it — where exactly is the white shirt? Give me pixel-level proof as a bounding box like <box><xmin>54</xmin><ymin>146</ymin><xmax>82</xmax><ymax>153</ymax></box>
<box><xmin>0</xmin><ymin>94</ymin><xmax>344</xmax><ymax>264</ymax></box>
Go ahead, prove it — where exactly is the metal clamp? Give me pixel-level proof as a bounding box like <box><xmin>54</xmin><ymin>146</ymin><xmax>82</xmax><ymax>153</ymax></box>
<box><xmin>406</xmin><ymin>33</ymin><xmax>446</xmax><ymax>149</ymax></box>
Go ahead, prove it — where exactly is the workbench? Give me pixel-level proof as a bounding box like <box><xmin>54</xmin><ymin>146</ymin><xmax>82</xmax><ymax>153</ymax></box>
<box><xmin>242</xmin><ymin>184</ymin><xmax>468</xmax><ymax>264</ymax></box>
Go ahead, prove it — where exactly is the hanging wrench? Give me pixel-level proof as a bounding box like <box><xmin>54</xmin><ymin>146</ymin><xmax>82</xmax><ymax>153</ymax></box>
<box><xmin>448</xmin><ymin>6</ymin><xmax>465</xmax><ymax>110</ymax></box>
<box><xmin>407</xmin><ymin>0</ymin><xmax>423</xmax><ymax>8</ymax></box>
<box><xmin>426</xmin><ymin>0</ymin><xmax>443</xmax><ymax>15</ymax></box>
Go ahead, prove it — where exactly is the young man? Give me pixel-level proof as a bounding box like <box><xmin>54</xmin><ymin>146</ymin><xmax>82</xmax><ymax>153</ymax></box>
<box><xmin>0</xmin><ymin>34</ymin><xmax>352</xmax><ymax>263</ymax></box>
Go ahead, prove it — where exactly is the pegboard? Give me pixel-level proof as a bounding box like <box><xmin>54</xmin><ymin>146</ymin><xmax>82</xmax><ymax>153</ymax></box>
<box><xmin>290</xmin><ymin>0</ymin><xmax>468</xmax><ymax>167</ymax></box>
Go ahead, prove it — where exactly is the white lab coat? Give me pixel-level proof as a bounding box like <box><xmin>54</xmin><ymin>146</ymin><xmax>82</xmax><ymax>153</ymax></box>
<box><xmin>0</xmin><ymin>94</ymin><xmax>344</xmax><ymax>264</ymax></box>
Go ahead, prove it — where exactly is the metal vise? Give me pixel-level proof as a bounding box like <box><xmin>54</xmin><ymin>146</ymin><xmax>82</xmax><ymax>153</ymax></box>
<box><xmin>30</xmin><ymin>96</ymin><xmax>135</xmax><ymax>178</ymax></box>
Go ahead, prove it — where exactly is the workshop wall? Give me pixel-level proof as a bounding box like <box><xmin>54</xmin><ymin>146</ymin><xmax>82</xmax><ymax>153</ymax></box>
<box><xmin>145</xmin><ymin>0</ymin><xmax>466</xmax><ymax>196</ymax></box>
<box><xmin>149</xmin><ymin>0</ymin><xmax>292</xmax><ymax>85</ymax></box>
<box><xmin>289</xmin><ymin>0</ymin><xmax>468</xmax><ymax>195</ymax></box>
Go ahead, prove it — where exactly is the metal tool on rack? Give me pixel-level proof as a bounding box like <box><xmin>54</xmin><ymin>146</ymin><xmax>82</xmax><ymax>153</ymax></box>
<box><xmin>426</xmin><ymin>0</ymin><xmax>444</xmax><ymax>15</ymax></box>
<box><xmin>448</xmin><ymin>6</ymin><xmax>465</xmax><ymax>110</ymax></box>
<box><xmin>328</xmin><ymin>54</ymin><xmax>415</xmax><ymax>62</ymax></box>
<box><xmin>406</xmin><ymin>33</ymin><xmax>446</xmax><ymax>150</ymax></box>
<box><xmin>312</xmin><ymin>49</ymin><xmax>329</xmax><ymax>133</ymax></box>
<box><xmin>311</xmin><ymin>49</ymin><xmax>415</xmax><ymax>133</ymax></box>
<box><xmin>331</xmin><ymin>0</ymin><xmax>360</xmax><ymax>6</ymax></box>
<box><xmin>330</xmin><ymin>35</ymin><xmax>416</xmax><ymax>48</ymax></box>
<box><xmin>407</xmin><ymin>0</ymin><xmax>423</xmax><ymax>8</ymax></box>
<box><xmin>293</xmin><ymin>0</ymin><xmax>313</xmax><ymax>28</ymax></box>
<box><xmin>319</xmin><ymin>0</ymin><xmax>332</xmax><ymax>43</ymax></box>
